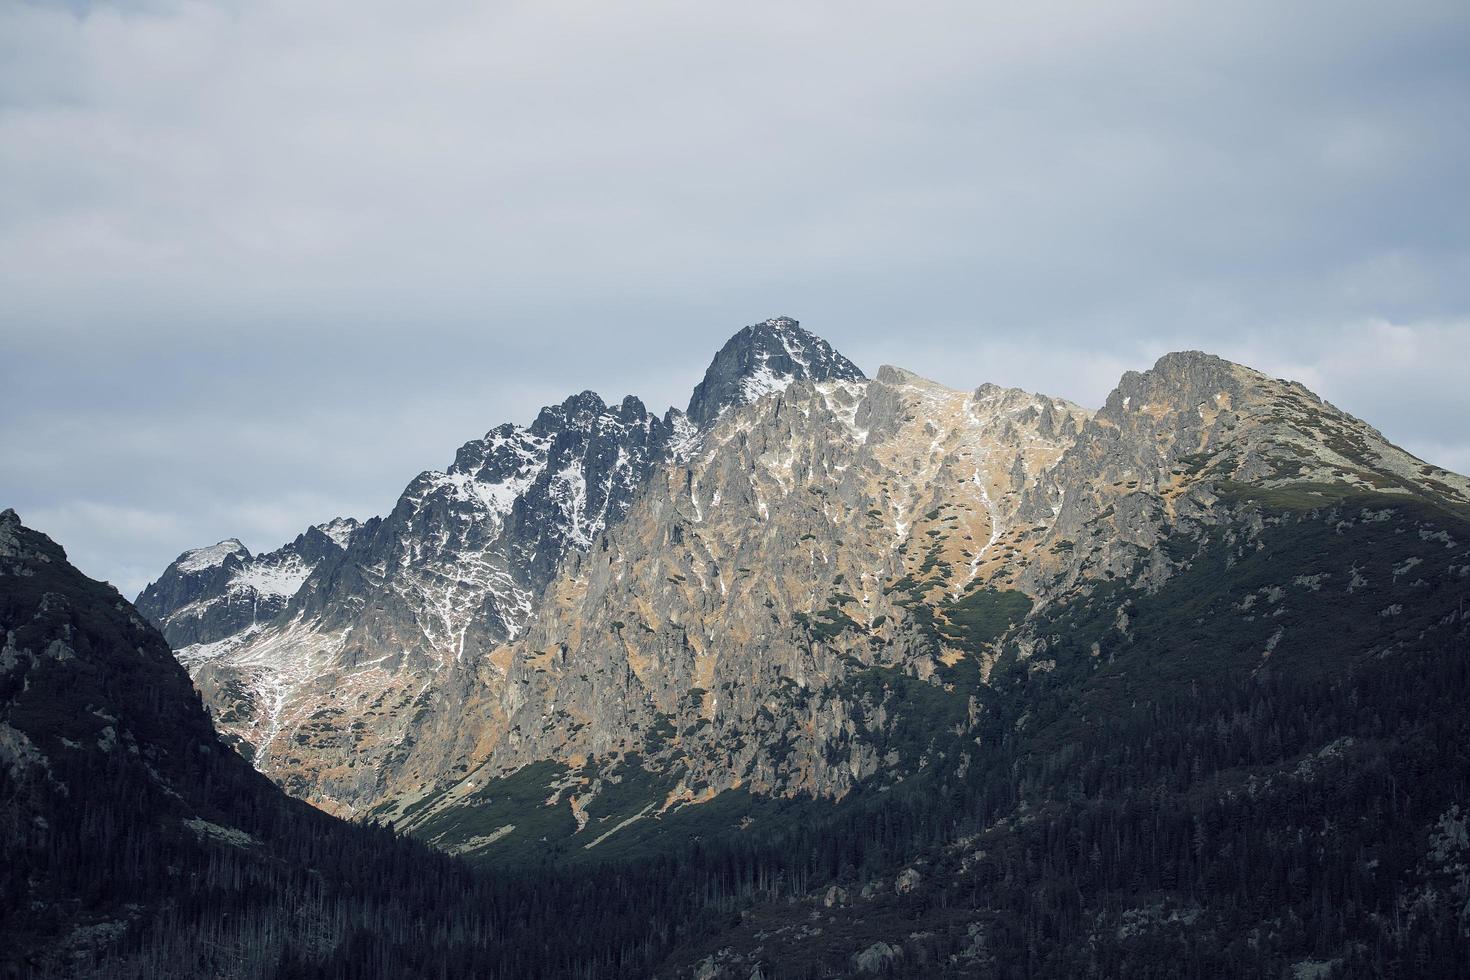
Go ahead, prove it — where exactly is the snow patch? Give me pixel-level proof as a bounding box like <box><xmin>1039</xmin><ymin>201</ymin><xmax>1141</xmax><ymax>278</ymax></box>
<box><xmin>583</xmin><ymin>803</ymin><xmax>655</xmax><ymax>850</ymax></box>
<box><xmin>231</xmin><ymin>555</ymin><xmax>314</xmax><ymax>599</ymax></box>
<box><xmin>549</xmin><ymin>459</ymin><xmax>593</xmax><ymax>547</ymax></box>
<box><xmin>430</xmin><ymin>429</ymin><xmax>550</xmax><ymax>520</ymax></box>
<box><xmin>315</xmin><ymin>518</ymin><xmax>358</xmax><ymax>549</ymax></box>
<box><xmin>740</xmin><ymin>364</ymin><xmax>796</xmax><ymax>404</ymax></box>
<box><xmin>174</xmin><ymin>625</ymin><xmax>263</xmax><ymax>668</ymax></box>
<box><xmin>667</xmin><ymin>412</ymin><xmax>701</xmax><ymax>462</ymax></box>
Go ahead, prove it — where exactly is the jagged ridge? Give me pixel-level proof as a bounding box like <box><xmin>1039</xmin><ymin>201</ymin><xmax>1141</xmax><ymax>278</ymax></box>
<box><xmin>134</xmin><ymin>326</ymin><xmax>1470</xmax><ymax>850</ymax></box>
<box><xmin>138</xmin><ymin>317</ymin><xmax>871</xmax><ymax>814</ymax></box>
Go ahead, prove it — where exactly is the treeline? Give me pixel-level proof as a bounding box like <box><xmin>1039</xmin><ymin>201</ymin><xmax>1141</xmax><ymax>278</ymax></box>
<box><xmin>629</xmin><ymin>617</ymin><xmax>1470</xmax><ymax>977</ymax></box>
<box><xmin>295</xmin><ymin>620</ymin><xmax>1470</xmax><ymax>978</ymax></box>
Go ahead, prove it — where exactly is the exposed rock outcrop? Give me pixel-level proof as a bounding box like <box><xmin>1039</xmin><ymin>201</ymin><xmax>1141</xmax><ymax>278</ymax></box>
<box><xmin>134</xmin><ymin>325</ymin><xmax>1470</xmax><ymax>850</ymax></box>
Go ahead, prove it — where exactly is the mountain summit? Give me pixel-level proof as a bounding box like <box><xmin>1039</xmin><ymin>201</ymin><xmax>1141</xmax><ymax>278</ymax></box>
<box><xmin>135</xmin><ymin>523</ymin><xmax>357</xmax><ymax>648</ymax></box>
<box><xmin>685</xmin><ymin>316</ymin><xmax>866</xmax><ymax>428</ymax></box>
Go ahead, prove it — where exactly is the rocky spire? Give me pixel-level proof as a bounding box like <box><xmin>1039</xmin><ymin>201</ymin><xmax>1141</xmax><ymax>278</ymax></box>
<box><xmin>685</xmin><ymin>316</ymin><xmax>866</xmax><ymax>428</ymax></box>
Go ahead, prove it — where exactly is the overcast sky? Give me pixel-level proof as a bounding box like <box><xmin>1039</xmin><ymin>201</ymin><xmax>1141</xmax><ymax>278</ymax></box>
<box><xmin>3</xmin><ymin>0</ymin><xmax>1468</xmax><ymax>597</ymax></box>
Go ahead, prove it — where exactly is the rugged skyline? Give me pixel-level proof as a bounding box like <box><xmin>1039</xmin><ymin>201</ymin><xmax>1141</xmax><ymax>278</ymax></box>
<box><xmin>124</xmin><ymin>318</ymin><xmax>1470</xmax><ymax>860</ymax></box>
<box><xmin>3</xmin><ymin>1</ymin><xmax>1468</xmax><ymax>596</ymax></box>
<box><xmin>9</xmin><ymin>315</ymin><xmax>1470</xmax><ymax>600</ymax></box>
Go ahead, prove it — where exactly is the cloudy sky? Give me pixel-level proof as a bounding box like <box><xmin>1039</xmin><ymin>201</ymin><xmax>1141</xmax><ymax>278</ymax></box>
<box><xmin>3</xmin><ymin>0</ymin><xmax>1468</xmax><ymax>596</ymax></box>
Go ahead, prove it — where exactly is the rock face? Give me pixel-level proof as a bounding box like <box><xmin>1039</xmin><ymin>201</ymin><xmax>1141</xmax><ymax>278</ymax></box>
<box><xmin>388</xmin><ymin>349</ymin><xmax>1470</xmax><ymax>859</ymax></box>
<box><xmin>135</xmin><ymin>521</ymin><xmax>359</xmax><ymax>649</ymax></box>
<box><xmin>136</xmin><ymin>316</ymin><xmax>870</xmax><ymax>815</ymax></box>
<box><xmin>388</xmin><ymin>367</ymin><xmax>1090</xmax><ymax>837</ymax></box>
<box><xmin>135</xmin><ymin>322</ymin><xmax>1470</xmax><ymax>856</ymax></box>
<box><xmin>311</xmin><ymin>389</ymin><xmax>680</xmax><ymax>659</ymax></box>
<box><xmin>1006</xmin><ymin>350</ymin><xmax>1470</xmax><ymax>599</ymax></box>
<box><xmin>153</xmin><ymin>391</ymin><xmax>683</xmax><ymax>810</ymax></box>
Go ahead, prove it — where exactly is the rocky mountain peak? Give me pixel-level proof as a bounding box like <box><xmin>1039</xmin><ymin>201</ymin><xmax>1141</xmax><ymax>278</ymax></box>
<box><xmin>0</xmin><ymin>507</ymin><xmax>56</xmax><ymax>564</ymax></box>
<box><xmin>176</xmin><ymin>538</ymin><xmax>251</xmax><ymax>573</ymax></box>
<box><xmin>312</xmin><ymin>517</ymin><xmax>361</xmax><ymax>549</ymax></box>
<box><xmin>136</xmin><ymin>529</ymin><xmax>335</xmax><ymax>650</ymax></box>
<box><xmin>874</xmin><ymin>364</ymin><xmax>930</xmax><ymax>386</ymax></box>
<box><xmin>1089</xmin><ymin>349</ymin><xmax>1393</xmax><ymax>479</ymax></box>
<box><xmin>162</xmin><ymin>381</ymin><xmax>689</xmax><ymax>809</ymax></box>
<box><xmin>532</xmin><ymin>390</ymin><xmax>611</xmax><ymax>434</ymax></box>
<box><xmin>1101</xmin><ymin>350</ymin><xmax>1248</xmax><ymax>422</ymax></box>
<box><xmin>686</xmin><ymin>316</ymin><xmax>866</xmax><ymax>428</ymax></box>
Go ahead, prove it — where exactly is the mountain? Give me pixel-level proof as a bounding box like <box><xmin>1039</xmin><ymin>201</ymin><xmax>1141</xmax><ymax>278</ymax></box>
<box><xmin>136</xmin><ymin>324</ymin><xmax>1470</xmax><ymax>854</ymax></box>
<box><xmin>383</xmin><ymin>349</ymin><xmax>1470</xmax><ymax>868</ymax></box>
<box><xmin>134</xmin><ymin>520</ymin><xmax>359</xmax><ymax>648</ymax></box>
<box><xmin>685</xmin><ymin>315</ymin><xmax>866</xmax><ymax>428</ymax></box>
<box><xmin>19</xmin><ymin>314</ymin><xmax>1470</xmax><ymax>977</ymax></box>
<box><xmin>639</xmin><ymin>356</ymin><xmax>1470</xmax><ymax>977</ymax></box>
<box><xmin>135</xmin><ymin>316</ymin><xmax>866</xmax><ymax>815</ymax></box>
<box><xmin>380</xmin><ymin>366</ymin><xmax>1090</xmax><ymax>838</ymax></box>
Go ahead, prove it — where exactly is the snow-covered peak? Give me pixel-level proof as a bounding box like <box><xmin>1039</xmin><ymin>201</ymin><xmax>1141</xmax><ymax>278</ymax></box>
<box><xmin>176</xmin><ymin>539</ymin><xmax>249</xmax><ymax>574</ymax></box>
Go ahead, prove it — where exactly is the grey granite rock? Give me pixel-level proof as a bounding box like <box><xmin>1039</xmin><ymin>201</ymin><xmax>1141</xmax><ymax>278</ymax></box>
<box><xmin>686</xmin><ymin>316</ymin><xmax>865</xmax><ymax>429</ymax></box>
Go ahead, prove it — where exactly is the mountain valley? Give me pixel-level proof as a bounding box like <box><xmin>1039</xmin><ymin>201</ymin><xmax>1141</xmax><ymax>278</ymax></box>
<box><xmin>7</xmin><ymin>317</ymin><xmax>1470</xmax><ymax>978</ymax></box>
